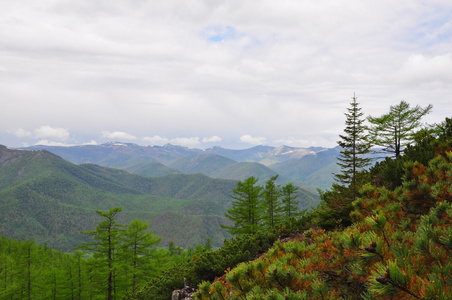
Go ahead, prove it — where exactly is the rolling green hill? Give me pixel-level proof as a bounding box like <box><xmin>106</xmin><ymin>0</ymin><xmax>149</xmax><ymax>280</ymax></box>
<box><xmin>210</xmin><ymin>162</ymin><xmax>278</xmax><ymax>182</ymax></box>
<box><xmin>123</xmin><ymin>161</ymin><xmax>180</xmax><ymax>177</ymax></box>
<box><xmin>303</xmin><ymin>161</ymin><xmax>341</xmax><ymax>190</ymax></box>
<box><xmin>0</xmin><ymin>146</ymin><xmax>237</xmax><ymax>250</ymax></box>
<box><xmin>169</xmin><ymin>153</ymin><xmax>236</xmax><ymax>175</ymax></box>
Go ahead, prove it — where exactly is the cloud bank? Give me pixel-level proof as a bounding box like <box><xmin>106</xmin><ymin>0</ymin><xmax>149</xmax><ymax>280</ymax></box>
<box><xmin>1</xmin><ymin>1</ymin><xmax>451</xmax><ymax>149</ymax></box>
<box><xmin>8</xmin><ymin>126</ymin><xmax>70</xmax><ymax>145</ymax></box>
<box><xmin>101</xmin><ymin>131</ymin><xmax>137</xmax><ymax>140</ymax></box>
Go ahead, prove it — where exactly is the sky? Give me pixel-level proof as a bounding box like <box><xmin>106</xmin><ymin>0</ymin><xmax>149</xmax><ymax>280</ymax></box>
<box><xmin>1</xmin><ymin>0</ymin><xmax>451</xmax><ymax>149</ymax></box>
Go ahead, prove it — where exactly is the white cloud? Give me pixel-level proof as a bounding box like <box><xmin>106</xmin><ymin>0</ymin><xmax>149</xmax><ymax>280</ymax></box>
<box><xmin>273</xmin><ymin>137</ymin><xmax>314</xmax><ymax>147</ymax></box>
<box><xmin>33</xmin><ymin>126</ymin><xmax>70</xmax><ymax>141</ymax></box>
<box><xmin>82</xmin><ymin>140</ymin><xmax>98</xmax><ymax>145</ymax></box>
<box><xmin>8</xmin><ymin>128</ymin><xmax>32</xmax><ymax>138</ymax></box>
<box><xmin>143</xmin><ymin>135</ymin><xmax>201</xmax><ymax>147</ymax></box>
<box><xmin>202</xmin><ymin>136</ymin><xmax>222</xmax><ymax>143</ymax></box>
<box><xmin>170</xmin><ymin>137</ymin><xmax>201</xmax><ymax>147</ymax></box>
<box><xmin>240</xmin><ymin>135</ymin><xmax>267</xmax><ymax>145</ymax></box>
<box><xmin>101</xmin><ymin>131</ymin><xmax>137</xmax><ymax>140</ymax></box>
<box><xmin>34</xmin><ymin>140</ymin><xmax>73</xmax><ymax>147</ymax></box>
<box><xmin>396</xmin><ymin>54</ymin><xmax>452</xmax><ymax>85</ymax></box>
<box><xmin>142</xmin><ymin>135</ymin><xmax>170</xmax><ymax>145</ymax></box>
<box><xmin>7</xmin><ymin>126</ymin><xmax>70</xmax><ymax>143</ymax></box>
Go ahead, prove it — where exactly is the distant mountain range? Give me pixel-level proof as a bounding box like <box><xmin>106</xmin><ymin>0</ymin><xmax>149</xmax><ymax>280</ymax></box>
<box><xmin>0</xmin><ymin>145</ymin><xmax>320</xmax><ymax>251</ymax></box>
<box><xmin>25</xmin><ymin>142</ymin><xmax>341</xmax><ymax>191</ymax></box>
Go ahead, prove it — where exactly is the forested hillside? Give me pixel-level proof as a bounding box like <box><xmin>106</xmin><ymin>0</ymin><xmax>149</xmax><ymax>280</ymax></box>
<box><xmin>0</xmin><ymin>146</ymin><xmax>319</xmax><ymax>250</ymax></box>
<box><xmin>0</xmin><ymin>146</ymin><xmax>237</xmax><ymax>249</ymax></box>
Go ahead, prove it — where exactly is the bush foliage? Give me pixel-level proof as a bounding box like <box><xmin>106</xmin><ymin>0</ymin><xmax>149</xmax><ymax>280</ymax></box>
<box><xmin>135</xmin><ymin>231</ymin><xmax>278</xmax><ymax>299</ymax></box>
<box><xmin>194</xmin><ymin>137</ymin><xmax>452</xmax><ymax>299</ymax></box>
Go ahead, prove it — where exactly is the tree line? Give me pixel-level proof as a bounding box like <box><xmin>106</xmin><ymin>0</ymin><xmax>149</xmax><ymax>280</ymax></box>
<box><xmin>0</xmin><ymin>207</ymin><xmax>201</xmax><ymax>300</ymax></box>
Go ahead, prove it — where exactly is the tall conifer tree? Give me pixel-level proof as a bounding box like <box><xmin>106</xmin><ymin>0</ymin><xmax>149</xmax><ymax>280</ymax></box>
<box><xmin>334</xmin><ymin>93</ymin><xmax>372</xmax><ymax>202</ymax></box>
<box><xmin>262</xmin><ymin>175</ymin><xmax>283</xmax><ymax>228</ymax></box>
<box><xmin>317</xmin><ymin>94</ymin><xmax>371</xmax><ymax>229</ymax></box>
<box><xmin>119</xmin><ymin>218</ymin><xmax>161</xmax><ymax>295</ymax></box>
<box><xmin>281</xmin><ymin>183</ymin><xmax>300</xmax><ymax>221</ymax></box>
<box><xmin>222</xmin><ymin>177</ymin><xmax>263</xmax><ymax>235</ymax></box>
<box><xmin>80</xmin><ymin>207</ymin><xmax>123</xmax><ymax>300</ymax></box>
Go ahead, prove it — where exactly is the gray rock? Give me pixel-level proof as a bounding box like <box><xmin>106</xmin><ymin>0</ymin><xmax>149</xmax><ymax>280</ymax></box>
<box><xmin>171</xmin><ymin>278</ymin><xmax>195</xmax><ymax>300</ymax></box>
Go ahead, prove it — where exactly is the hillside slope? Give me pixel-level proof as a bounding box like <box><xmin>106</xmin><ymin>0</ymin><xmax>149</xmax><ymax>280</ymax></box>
<box><xmin>0</xmin><ymin>146</ymin><xmax>237</xmax><ymax>250</ymax></box>
<box><xmin>0</xmin><ymin>146</ymin><xmax>320</xmax><ymax>250</ymax></box>
<box><xmin>124</xmin><ymin>161</ymin><xmax>180</xmax><ymax>177</ymax></box>
<box><xmin>169</xmin><ymin>152</ymin><xmax>236</xmax><ymax>175</ymax></box>
<box><xmin>194</xmin><ymin>143</ymin><xmax>452</xmax><ymax>299</ymax></box>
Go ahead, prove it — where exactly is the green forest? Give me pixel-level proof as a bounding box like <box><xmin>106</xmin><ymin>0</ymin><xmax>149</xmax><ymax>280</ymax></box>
<box><xmin>1</xmin><ymin>98</ymin><xmax>451</xmax><ymax>299</ymax></box>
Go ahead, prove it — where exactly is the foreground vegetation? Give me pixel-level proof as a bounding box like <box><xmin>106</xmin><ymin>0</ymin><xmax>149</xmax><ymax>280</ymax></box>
<box><xmin>195</xmin><ymin>150</ymin><xmax>452</xmax><ymax>298</ymax></box>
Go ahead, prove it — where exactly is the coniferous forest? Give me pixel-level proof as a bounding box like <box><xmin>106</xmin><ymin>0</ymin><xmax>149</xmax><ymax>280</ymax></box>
<box><xmin>1</xmin><ymin>98</ymin><xmax>451</xmax><ymax>299</ymax></box>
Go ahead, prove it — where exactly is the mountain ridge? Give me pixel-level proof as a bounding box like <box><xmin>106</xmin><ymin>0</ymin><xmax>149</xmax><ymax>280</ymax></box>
<box><xmin>23</xmin><ymin>142</ymin><xmax>339</xmax><ymax>190</ymax></box>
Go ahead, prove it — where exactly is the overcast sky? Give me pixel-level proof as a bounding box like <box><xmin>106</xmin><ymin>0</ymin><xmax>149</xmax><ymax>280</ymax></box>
<box><xmin>1</xmin><ymin>1</ymin><xmax>451</xmax><ymax>149</ymax></box>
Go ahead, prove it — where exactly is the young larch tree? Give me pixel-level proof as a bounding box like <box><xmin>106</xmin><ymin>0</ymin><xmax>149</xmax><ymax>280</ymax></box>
<box><xmin>281</xmin><ymin>182</ymin><xmax>300</xmax><ymax>221</ymax></box>
<box><xmin>262</xmin><ymin>175</ymin><xmax>283</xmax><ymax>228</ymax></box>
<box><xmin>119</xmin><ymin>218</ymin><xmax>162</xmax><ymax>295</ymax></box>
<box><xmin>368</xmin><ymin>100</ymin><xmax>432</xmax><ymax>158</ymax></box>
<box><xmin>222</xmin><ymin>177</ymin><xmax>263</xmax><ymax>235</ymax></box>
<box><xmin>79</xmin><ymin>207</ymin><xmax>123</xmax><ymax>300</ymax></box>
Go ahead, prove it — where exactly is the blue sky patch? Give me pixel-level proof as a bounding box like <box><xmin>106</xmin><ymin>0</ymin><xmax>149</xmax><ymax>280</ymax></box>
<box><xmin>204</xmin><ymin>25</ymin><xmax>236</xmax><ymax>42</ymax></box>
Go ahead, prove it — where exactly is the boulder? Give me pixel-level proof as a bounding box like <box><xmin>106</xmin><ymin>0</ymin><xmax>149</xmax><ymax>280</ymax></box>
<box><xmin>171</xmin><ymin>278</ymin><xmax>195</xmax><ymax>300</ymax></box>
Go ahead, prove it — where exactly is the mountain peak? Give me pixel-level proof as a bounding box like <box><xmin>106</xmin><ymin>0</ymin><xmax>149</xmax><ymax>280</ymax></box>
<box><xmin>206</xmin><ymin>146</ymin><xmax>225</xmax><ymax>151</ymax></box>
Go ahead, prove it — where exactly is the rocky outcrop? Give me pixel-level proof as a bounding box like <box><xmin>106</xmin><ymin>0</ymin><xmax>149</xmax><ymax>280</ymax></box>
<box><xmin>171</xmin><ymin>278</ymin><xmax>195</xmax><ymax>300</ymax></box>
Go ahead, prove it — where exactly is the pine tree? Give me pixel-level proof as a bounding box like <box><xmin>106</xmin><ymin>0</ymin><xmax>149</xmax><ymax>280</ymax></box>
<box><xmin>334</xmin><ymin>93</ymin><xmax>372</xmax><ymax>202</ymax></box>
<box><xmin>222</xmin><ymin>176</ymin><xmax>263</xmax><ymax>235</ymax></box>
<box><xmin>316</xmin><ymin>94</ymin><xmax>371</xmax><ymax>229</ymax></box>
